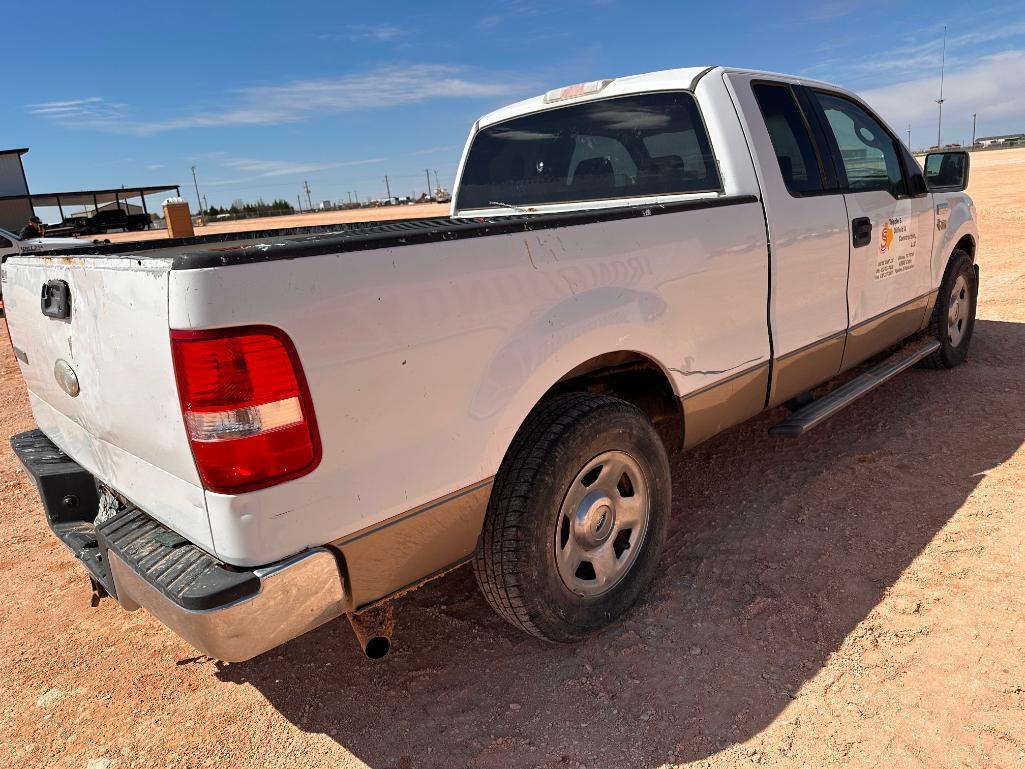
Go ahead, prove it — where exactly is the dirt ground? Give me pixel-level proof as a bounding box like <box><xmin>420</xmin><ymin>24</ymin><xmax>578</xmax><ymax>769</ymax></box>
<box><xmin>2</xmin><ymin>148</ymin><xmax>1023</xmax><ymax>769</ymax></box>
<box><xmin>95</xmin><ymin>202</ymin><xmax>451</xmax><ymax>243</ymax></box>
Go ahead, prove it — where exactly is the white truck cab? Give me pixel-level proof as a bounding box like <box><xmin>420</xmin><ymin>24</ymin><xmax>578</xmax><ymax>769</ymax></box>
<box><xmin>5</xmin><ymin>66</ymin><xmax>978</xmax><ymax>662</ymax></box>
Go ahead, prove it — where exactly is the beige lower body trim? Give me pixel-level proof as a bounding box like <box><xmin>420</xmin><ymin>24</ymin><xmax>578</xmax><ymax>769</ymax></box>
<box><xmin>841</xmin><ymin>292</ymin><xmax>933</xmax><ymax>372</ymax></box>
<box><xmin>681</xmin><ymin>363</ymin><xmax>769</xmax><ymax>450</ymax></box>
<box><xmin>768</xmin><ymin>332</ymin><xmax>846</xmax><ymax>408</ymax></box>
<box><xmin>333</xmin><ymin>479</ymin><xmax>494</xmax><ymax>611</ymax></box>
<box><xmin>919</xmin><ymin>289</ymin><xmax>939</xmax><ymax>332</ymax></box>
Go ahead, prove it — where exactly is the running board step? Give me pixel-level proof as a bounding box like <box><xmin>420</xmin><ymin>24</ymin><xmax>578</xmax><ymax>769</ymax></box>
<box><xmin>769</xmin><ymin>336</ymin><xmax>941</xmax><ymax>438</ymax></box>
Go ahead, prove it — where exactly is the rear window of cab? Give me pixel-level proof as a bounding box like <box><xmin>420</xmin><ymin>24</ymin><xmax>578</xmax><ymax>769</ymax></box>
<box><xmin>456</xmin><ymin>91</ymin><xmax>721</xmax><ymax>211</ymax></box>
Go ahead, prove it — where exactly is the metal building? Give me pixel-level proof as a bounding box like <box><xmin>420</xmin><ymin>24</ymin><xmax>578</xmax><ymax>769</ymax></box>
<box><xmin>0</xmin><ymin>149</ymin><xmax>33</xmax><ymax>232</ymax></box>
<box><xmin>0</xmin><ymin>146</ymin><xmax>180</xmax><ymax>233</ymax></box>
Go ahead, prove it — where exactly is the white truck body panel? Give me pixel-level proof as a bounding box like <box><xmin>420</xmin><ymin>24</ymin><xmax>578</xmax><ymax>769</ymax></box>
<box><xmin>168</xmin><ymin>199</ymin><xmax>769</xmax><ymax>564</ymax></box>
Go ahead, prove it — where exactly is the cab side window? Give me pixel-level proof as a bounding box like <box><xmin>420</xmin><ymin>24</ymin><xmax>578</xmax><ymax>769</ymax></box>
<box><xmin>0</xmin><ymin>235</ymin><xmax>12</xmax><ymax>248</ymax></box>
<box><xmin>753</xmin><ymin>83</ymin><xmax>824</xmax><ymax>195</ymax></box>
<box><xmin>814</xmin><ymin>92</ymin><xmax>907</xmax><ymax>197</ymax></box>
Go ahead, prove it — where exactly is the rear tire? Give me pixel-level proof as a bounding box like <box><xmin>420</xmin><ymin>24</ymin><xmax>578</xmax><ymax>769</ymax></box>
<box><xmin>919</xmin><ymin>250</ymin><xmax>977</xmax><ymax>369</ymax></box>
<box><xmin>474</xmin><ymin>393</ymin><xmax>671</xmax><ymax>642</ymax></box>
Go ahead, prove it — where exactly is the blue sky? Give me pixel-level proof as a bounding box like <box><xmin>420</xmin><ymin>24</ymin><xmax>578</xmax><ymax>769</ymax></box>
<box><xmin>7</xmin><ymin>0</ymin><xmax>1025</xmax><ymax>211</ymax></box>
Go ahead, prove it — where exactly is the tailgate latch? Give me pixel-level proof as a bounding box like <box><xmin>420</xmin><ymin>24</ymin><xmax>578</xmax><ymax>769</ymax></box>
<box><xmin>41</xmin><ymin>280</ymin><xmax>72</xmax><ymax>319</ymax></box>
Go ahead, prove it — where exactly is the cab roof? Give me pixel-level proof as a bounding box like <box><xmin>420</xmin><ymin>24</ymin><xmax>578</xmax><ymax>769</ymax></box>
<box><xmin>475</xmin><ymin>66</ymin><xmax>847</xmax><ymax>129</ymax></box>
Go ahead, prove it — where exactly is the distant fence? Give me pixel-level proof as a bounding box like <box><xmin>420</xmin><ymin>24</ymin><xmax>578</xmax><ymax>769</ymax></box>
<box><xmin>196</xmin><ymin>205</ymin><xmax>374</xmax><ymax>223</ymax></box>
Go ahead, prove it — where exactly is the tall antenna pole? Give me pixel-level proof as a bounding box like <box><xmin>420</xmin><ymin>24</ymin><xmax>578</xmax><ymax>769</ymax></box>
<box><xmin>191</xmin><ymin>165</ymin><xmax>203</xmax><ymax>214</ymax></box>
<box><xmin>936</xmin><ymin>25</ymin><xmax>947</xmax><ymax>148</ymax></box>
<box><xmin>432</xmin><ymin>169</ymin><xmax>440</xmax><ymax>189</ymax></box>
<box><xmin>426</xmin><ymin>168</ymin><xmax>433</xmax><ymax>198</ymax></box>
<box><xmin>384</xmin><ymin>175</ymin><xmax>392</xmax><ymax>201</ymax></box>
<box><xmin>971</xmin><ymin>113</ymin><xmax>977</xmax><ymax>147</ymax></box>
<box><xmin>907</xmin><ymin>124</ymin><xmax>912</xmax><ymax>150</ymax></box>
<box><xmin>303</xmin><ymin>180</ymin><xmax>313</xmax><ymax>211</ymax></box>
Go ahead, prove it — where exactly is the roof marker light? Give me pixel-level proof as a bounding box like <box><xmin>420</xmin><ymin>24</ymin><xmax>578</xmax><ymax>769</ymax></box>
<box><xmin>543</xmin><ymin>79</ymin><xmax>614</xmax><ymax>104</ymax></box>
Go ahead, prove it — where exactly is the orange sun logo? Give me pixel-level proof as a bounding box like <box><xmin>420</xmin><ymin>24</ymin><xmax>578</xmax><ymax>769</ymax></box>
<box><xmin>880</xmin><ymin>223</ymin><xmax>894</xmax><ymax>253</ymax></box>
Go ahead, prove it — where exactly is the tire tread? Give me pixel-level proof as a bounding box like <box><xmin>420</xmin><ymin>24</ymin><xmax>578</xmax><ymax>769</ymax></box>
<box><xmin>473</xmin><ymin>393</ymin><xmax>635</xmax><ymax>641</ymax></box>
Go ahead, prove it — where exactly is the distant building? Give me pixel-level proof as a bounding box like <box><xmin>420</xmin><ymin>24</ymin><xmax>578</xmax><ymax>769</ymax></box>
<box><xmin>977</xmin><ymin>133</ymin><xmax>1025</xmax><ymax>147</ymax></box>
<box><xmin>0</xmin><ymin>148</ymin><xmax>32</xmax><ymax>232</ymax></box>
<box><xmin>0</xmin><ymin>145</ymin><xmax>180</xmax><ymax>231</ymax></box>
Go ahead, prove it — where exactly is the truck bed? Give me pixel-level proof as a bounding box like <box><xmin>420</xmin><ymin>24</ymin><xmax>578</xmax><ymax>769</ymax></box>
<box><xmin>36</xmin><ymin>196</ymin><xmax>756</xmax><ymax>270</ymax></box>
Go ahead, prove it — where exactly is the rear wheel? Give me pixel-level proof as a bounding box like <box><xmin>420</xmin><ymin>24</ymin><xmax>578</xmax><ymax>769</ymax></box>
<box><xmin>474</xmin><ymin>393</ymin><xmax>671</xmax><ymax>642</ymax></box>
<box><xmin>919</xmin><ymin>250</ymin><xmax>977</xmax><ymax>369</ymax></box>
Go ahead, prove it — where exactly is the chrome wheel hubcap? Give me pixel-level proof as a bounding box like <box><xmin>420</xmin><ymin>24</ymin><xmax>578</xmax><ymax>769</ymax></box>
<box><xmin>554</xmin><ymin>451</ymin><xmax>650</xmax><ymax>597</ymax></box>
<box><xmin>947</xmin><ymin>274</ymin><xmax>970</xmax><ymax>347</ymax></box>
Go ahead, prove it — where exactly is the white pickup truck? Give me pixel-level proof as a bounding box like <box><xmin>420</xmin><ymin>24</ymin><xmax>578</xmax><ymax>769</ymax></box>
<box><xmin>4</xmin><ymin>66</ymin><xmax>977</xmax><ymax>662</ymax></box>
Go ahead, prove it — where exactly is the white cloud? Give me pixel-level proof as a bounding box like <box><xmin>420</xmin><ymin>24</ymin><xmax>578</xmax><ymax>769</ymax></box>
<box><xmin>859</xmin><ymin>51</ymin><xmax>1025</xmax><ymax>145</ymax></box>
<box><xmin>808</xmin><ymin>0</ymin><xmax>874</xmax><ymax>21</ymax></box>
<box><xmin>221</xmin><ymin>155</ymin><xmax>385</xmax><ymax>178</ymax></box>
<box><xmin>805</xmin><ymin>17</ymin><xmax>1025</xmax><ymax>87</ymax></box>
<box><xmin>28</xmin><ymin>65</ymin><xmax>521</xmax><ymax>135</ymax></box>
<box><xmin>27</xmin><ymin>96</ymin><xmax>125</xmax><ymax>122</ymax></box>
<box><xmin>345</xmin><ymin>24</ymin><xmax>404</xmax><ymax>41</ymax></box>
<box><xmin>200</xmin><ymin>155</ymin><xmax>387</xmax><ymax>186</ymax></box>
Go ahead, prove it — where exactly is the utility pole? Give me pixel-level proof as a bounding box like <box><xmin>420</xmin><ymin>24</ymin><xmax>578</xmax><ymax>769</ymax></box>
<box><xmin>202</xmin><ymin>195</ymin><xmax>208</xmax><ymax>213</ymax></box>
<box><xmin>303</xmin><ymin>180</ymin><xmax>313</xmax><ymax>211</ymax></box>
<box><xmin>426</xmin><ymin>168</ymin><xmax>433</xmax><ymax>199</ymax></box>
<box><xmin>297</xmin><ymin>194</ymin><xmax>303</xmax><ymax>213</ymax></box>
<box><xmin>191</xmin><ymin>165</ymin><xmax>203</xmax><ymax>216</ymax></box>
<box><xmin>432</xmin><ymin>169</ymin><xmax>440</xmax><ymax>190</ymax></box>
<box><xmin>907</xmin><ymin>124</ymin><xmax>912</xmax><ymax>151</ymax></box>
<box><xmin>971</xmin><ymin>113</ymin><xmax>977</xmax><ymax>147</ymax></box>
<box><xmin>347</xmin><ymin>192</ymin><xmax>353</xmax><ymax>205</ymax></box>
<box><xmin>384</xmin><ymin>175</ymin><xmax>392</xmax><ymax>202</ymax></box>
<box><xmin>936</xmin><ymin>25</ymin><xmax>947</xmax><ymax>148</ymax></box>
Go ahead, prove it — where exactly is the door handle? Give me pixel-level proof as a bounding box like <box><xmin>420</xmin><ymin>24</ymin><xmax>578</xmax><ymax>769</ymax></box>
<box><xmin>852</xmin><ymin>217</ymin><xmax>872</xmax><ymax>248</ymax></box>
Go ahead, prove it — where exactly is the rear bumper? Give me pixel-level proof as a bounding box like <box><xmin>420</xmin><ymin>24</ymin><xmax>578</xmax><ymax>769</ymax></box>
<box><xmin>11</xmin><ymin>429</ymin><xmax>347</xmax><ymax>662</ymax></box>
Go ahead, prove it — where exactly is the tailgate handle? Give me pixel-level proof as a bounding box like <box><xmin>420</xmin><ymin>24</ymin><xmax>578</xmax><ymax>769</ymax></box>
<box><xmin>41</xmin><ymin>280</ymin><xmax>72</xmax><ymax>319</ymax></box>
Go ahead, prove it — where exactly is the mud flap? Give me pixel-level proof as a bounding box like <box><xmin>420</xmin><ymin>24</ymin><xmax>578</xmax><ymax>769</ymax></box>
<box><xmin>90</xmin><ymin>577</ymin><xmax>109</xmax><ymax>608</ymax></box>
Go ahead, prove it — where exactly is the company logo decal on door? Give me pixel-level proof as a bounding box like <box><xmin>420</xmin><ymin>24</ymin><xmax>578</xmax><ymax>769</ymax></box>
<box><xmin>874</xmin><ymin>216</ymin><xmax>917</xmax><ymax>280</ymax></box>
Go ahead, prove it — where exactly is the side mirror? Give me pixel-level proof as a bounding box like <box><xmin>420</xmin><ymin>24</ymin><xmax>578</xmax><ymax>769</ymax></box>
<box><xmin>924</xmin><ymin>150</ymin><xmax>970</xmax><ymax>192</ymax></box>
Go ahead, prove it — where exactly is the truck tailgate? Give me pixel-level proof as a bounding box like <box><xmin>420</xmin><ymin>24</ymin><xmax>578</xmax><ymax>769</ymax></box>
<box><xmin>2</xmin><ymin>255</ymin><xmax>212</xmax><ymax>553</ymax></box>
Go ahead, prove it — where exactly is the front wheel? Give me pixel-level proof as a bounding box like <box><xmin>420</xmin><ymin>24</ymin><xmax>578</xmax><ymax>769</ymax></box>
<box><xmin>474</xmin><ymin>393</ymin><xmax>671</xmax><ymax>642</ymax></box>
<box><xmin>919</xmin><ymin>249</ymin><xmax>977</xmax><ymax>369</ymax></box>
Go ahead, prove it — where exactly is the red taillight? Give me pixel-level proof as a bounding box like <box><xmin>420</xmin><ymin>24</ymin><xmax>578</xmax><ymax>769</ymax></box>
<box><xmin>171</xmin><ymin>326</ymin><xmax>321</xmax><ymax>493</ymax></box>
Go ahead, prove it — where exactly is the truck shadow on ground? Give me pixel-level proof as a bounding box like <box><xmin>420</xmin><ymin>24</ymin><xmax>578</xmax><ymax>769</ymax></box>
<box><xmin>215</xmin><ymin>319</ymin><xmax>1025</xmax><ymax>769</ymax></box>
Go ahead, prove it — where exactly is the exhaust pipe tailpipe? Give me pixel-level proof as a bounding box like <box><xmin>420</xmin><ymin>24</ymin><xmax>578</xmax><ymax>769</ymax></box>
<box><xmin>347</xmin><ymin>604</ymin><xmax>394</xmax><ymax>659</ymax></box>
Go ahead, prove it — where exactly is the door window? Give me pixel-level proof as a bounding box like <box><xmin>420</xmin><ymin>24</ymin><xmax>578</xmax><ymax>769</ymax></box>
<box><xmin>815</xmin><ymin>92</ymin><xmax>907</xmax><ymax>197</ymax></box>
<box><xmin>752</xmin><ymin>84</ymin><xmax>824</xmax><ymax>195</ymax></box>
